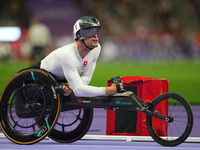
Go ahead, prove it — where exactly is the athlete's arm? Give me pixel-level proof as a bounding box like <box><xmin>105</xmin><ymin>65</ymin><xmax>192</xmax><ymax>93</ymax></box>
<box><xmin>59</xmin><ymin>54</ymin><xmax>105</xmax><ymax>97</ymax></box>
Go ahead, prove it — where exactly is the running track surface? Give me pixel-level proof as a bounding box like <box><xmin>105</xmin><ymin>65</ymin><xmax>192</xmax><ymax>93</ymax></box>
<box><xmin>0</xmin><ymin>106</ymin><xmax>199</xmax><ymax>150</ymax></box>
<box><xmin>1</xmin><ymin>138</ymin><xmax>200</xmax><ymax>150</ymax></box>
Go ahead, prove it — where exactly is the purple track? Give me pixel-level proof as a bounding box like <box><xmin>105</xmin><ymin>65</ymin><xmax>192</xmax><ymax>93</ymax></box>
<box><xmin>0</xmin><ymin>106</ymin><xmax>199</xmax><ymax>150</ymax></box>
<box><xmin>0</xmin><ymin>139</ymin><xmax>200</xmax><ymax>150</ymax></box>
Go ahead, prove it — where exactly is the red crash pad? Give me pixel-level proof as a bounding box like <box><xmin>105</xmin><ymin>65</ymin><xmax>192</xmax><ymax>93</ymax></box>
<box><xmin>106</xmin><ymin>76</ymin><xmax>168</xmax><ymax>136</ymax></box>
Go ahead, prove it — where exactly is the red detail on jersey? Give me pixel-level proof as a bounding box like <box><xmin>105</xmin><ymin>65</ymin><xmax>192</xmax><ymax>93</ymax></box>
<box><xmin>83</xmin><ymin>61</ymin><xmax>88</xmax><ymax>66</ymax></box>
<box><xmin>78</xmin><ymin>100</ymin><xmax>82</xmax><ymax>103</ymax></box>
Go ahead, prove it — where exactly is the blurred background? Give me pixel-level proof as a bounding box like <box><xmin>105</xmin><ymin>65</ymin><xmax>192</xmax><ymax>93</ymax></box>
<box><xmin>0</xmin><ymin>0</ymin><xmax>200</xmax><ymax>104</ymax></box>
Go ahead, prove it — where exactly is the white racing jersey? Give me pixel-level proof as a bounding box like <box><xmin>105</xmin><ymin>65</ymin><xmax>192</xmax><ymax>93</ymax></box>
<box><xmin>40</xmin><ymin>42</ymin><xmax>105</xmax><ymax>97</ymax></box>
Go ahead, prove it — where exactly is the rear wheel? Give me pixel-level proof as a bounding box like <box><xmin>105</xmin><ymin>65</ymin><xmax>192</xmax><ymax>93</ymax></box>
<box><xmin>146</xmin><ymin>92</ymin><xmax>193</xmax><ymax>146</ymax></box>
<box><xmin>48</xmin><ymin>108</ymin><xmax>93</xmax><ymax>143</ymax></box>
<box><xmin>0</xmin><ymin>69</ymin><xmax>61</xmax><ymax>144</ymax></box>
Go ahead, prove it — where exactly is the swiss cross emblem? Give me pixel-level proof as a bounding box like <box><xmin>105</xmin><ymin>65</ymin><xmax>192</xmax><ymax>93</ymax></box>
<box><xmin>81</xmin><ymin>61</ymin><xmax>88</xmax><ymax>71</ymax></box>
<box><xmin>83</xmin><ymin>61</ymin><xmax>88</xmax><ymax>66</ymax></box>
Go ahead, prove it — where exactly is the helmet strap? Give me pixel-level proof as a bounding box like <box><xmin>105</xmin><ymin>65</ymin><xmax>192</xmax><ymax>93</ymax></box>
<box><xmin>81</xmin><ymin>40</ymin><xmax>94</xmax><ymax>50</ymax></box>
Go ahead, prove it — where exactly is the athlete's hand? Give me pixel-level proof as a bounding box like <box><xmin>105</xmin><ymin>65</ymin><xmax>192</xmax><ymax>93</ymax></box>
<box><xmin>119</xmin><ymin>83</ymin><xmax>124</xmax><ymax>91</ymax></box>
<box><xmin>105</xmin><ymin>83</ymin><xmax>123</xmax><ymax>95</ymax></box>
<box><xmin>62</xmin><ymin>84</ymin><xmax>72</xmax><ymax>96</ymax></box>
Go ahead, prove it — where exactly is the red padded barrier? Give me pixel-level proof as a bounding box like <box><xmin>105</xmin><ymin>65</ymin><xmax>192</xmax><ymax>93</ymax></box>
<box><xmin>106</xmin><ymin>76</ymin><xmax>168</xmax><ymax>136</ymax></box>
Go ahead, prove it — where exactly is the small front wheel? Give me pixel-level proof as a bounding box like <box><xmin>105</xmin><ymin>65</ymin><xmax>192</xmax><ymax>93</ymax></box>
<box><xmin>146</xmin><ymin>92</ymin><xmax>193</xmax><ymax>146</ymax></box>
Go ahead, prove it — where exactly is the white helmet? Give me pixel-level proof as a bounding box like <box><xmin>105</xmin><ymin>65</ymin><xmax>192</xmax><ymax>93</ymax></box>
<box><xmin>73</xmin><ymin>16</ymin><xmax>101</xmax><ymax>40</ymax></box>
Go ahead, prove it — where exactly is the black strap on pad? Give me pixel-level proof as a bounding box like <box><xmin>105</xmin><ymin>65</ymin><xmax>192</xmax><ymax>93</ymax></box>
<box><xmin>111</xmin><ymin>76</ymin><xmax>125</xmax><ymax>93</ymax></box>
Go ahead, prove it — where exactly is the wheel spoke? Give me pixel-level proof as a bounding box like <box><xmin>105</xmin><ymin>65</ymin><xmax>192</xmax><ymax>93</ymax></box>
<box><xmin>169</xmin><ymin>103</ymin><xmax>176</xmax><ymax>116</ymax></box>
<box><xmin>172</xmin><ymin>122</ymin><xmax>183</xmax><ymax>135</ymax></box>
<box><xmin>173</xmin><ymin>110</ymin><xmax>186</xmax><ymax>118</ymax></box>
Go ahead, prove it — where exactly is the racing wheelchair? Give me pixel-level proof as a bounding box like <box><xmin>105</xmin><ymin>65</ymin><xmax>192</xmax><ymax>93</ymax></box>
<box><xmin>0</xmin><ymin>68</ymin><xmax>193</xmax><ymax>146</ymax></box>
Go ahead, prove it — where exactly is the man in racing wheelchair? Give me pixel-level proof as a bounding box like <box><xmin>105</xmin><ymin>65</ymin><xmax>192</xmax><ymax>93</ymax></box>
<box><xmin>30</xmin><ymin>16</ymin><xmax>123</xmax><ymax>98</ymax></box>
<box><xmin>1</xmin><ymin>16</ymin><xmax>193</xmax><ymax>147</ymax></box>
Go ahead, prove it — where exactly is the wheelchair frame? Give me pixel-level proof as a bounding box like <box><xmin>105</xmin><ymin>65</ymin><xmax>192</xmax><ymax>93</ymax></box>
<box><xmin>0</xmin><ymin>69</ymin><xmax>193</xmax><ymax>146</ymax></box>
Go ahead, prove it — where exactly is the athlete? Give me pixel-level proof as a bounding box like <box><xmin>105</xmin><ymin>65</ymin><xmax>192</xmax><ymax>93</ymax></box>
<box><xmin>39</xmin><ymin>16</ymin><xmax>123</xmax><ymax>97</ymax></box>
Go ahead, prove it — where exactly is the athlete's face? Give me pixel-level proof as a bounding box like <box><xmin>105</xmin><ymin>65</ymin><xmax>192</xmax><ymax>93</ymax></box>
<box><xmin>84</xmin><ymin>34</ymin><xmax>99</xmax><ymax>49</ymax></box>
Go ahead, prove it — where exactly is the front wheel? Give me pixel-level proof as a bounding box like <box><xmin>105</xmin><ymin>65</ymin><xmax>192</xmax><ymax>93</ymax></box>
<box><xmin>146</xmin><ymin>92</ymin><xmax>193</xmax><ymax>146</ymax></box>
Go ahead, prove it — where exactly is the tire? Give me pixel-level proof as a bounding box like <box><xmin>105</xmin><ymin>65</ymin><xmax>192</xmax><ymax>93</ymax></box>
<box><xmin>48</xmin><ymin>108</ymin><xmax>93</xmax><ymax>143</ymax></box>
<box><xmin>146</xmin><ymin>92</ymin><xmax>193</xmax><ymax>146</ymax></box>
<box><xmin>0</xmin><ymin>69</ymin><xmax>61</xmax><ymax>144</ymax></box>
